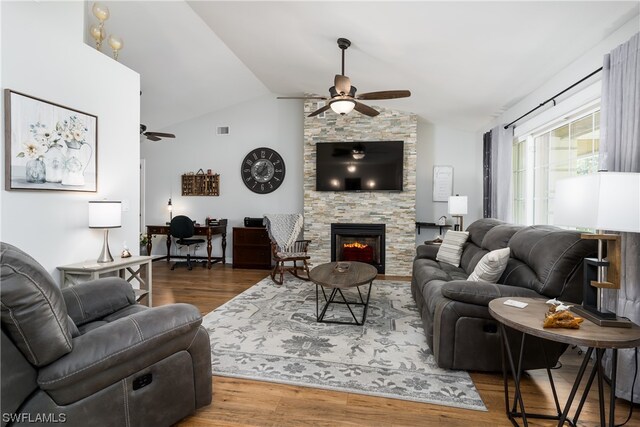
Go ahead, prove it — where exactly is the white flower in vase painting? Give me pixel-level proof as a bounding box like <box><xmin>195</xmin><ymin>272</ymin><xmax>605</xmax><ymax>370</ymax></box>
<box><xmin>17</xmin><ymin>141</ymin><xmax>45</xmax><ymax>159</ymax></box>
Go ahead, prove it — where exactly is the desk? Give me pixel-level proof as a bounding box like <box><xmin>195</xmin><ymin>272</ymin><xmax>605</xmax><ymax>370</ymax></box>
<box><xmin>146</xmin><ymin>220</ymin><xmax>227</xmax><ymax>269</ymax></box>
<box><xmin>489</xmin><ymin>297</ymin><xmax>640</xmax><ymax>427</ymax></box>
<box><xmin>57</xmin><ymin>256</ymin><xmax>153</xmax><ymax>307</ymax></box>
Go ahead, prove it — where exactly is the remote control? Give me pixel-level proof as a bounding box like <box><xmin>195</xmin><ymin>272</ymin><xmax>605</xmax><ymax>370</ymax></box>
<box><xmin>503</xmin><ymin>299</ymin><xmax>528</xmax><ymax>309</ymax></box>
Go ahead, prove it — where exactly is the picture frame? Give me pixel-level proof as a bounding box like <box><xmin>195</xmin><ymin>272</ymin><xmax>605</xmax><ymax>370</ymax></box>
<box><xmin>4</xmin><ymin>89</ymin><xmax>98</xmax><ymax>192</ymax></box>
<box><xmin>432</xmin><ymin>165</ymin><xmax>453</xmax><ymax>202</ymax></box>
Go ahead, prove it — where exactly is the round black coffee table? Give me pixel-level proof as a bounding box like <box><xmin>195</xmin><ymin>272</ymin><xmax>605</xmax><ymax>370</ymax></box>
<box><xmin>308</xmin><ymin>261</ymin><xmax>378</xmax><ymax>325</ymax></box>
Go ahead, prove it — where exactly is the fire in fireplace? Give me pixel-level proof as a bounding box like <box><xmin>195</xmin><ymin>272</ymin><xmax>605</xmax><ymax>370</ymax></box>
<box><xmin>342</xmin><ymin>241</ymin><xmax>375</xmax><ymax>263</ymax></box>
<box><xmin>331</xmin><ymin>223</ymin><xmax>385</xmax><ymax>273</ymax></box>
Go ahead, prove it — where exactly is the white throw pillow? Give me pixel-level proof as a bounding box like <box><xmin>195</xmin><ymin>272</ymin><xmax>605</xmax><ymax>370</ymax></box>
<box><xmin>436</xmin><ymin>231</ymin><xmax>469</xmax><ymax>267</ymax></box>
<box><xmin>468</xmin><ymin>247</ymin><xmax>511</xmax><ymax>283</ymax></box>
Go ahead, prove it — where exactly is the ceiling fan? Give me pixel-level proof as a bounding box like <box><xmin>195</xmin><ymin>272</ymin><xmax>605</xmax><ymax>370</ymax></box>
<box><xmin>278</xmin><ymin>38</ymin><xmax>411</xmax><ymax>118</ymax></box>
<box><xmin>139</xmin><ymin>124</ymin><xmax>175</xmax><ymax>142</ymax></box>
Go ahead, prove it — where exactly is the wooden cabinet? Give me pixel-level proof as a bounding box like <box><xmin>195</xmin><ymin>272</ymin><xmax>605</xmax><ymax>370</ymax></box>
<box><xmin>233</xmin><ymin>227</ymin><xmax>272</xmax><ymax>269</ymax></box>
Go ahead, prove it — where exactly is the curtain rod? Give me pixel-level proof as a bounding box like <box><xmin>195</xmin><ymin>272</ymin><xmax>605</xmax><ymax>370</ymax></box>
<box><xmin>503</xmin><ymin>67</ymin><xmax>603</xmax><ymax>129</ymax></box>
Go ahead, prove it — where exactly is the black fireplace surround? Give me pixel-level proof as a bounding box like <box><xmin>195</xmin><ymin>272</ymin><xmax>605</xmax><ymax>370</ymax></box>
<box><xmin>331</xmin><ymin>223</ymin><xmax>385</xmax><ymax>274</ymax></box>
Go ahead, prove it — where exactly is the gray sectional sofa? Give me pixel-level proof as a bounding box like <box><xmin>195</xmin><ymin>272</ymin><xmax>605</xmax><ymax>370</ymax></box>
<box><xmin>411</xmin><ymin>218</ymin><xmax>597</xmax><ymax>372</ymax></box>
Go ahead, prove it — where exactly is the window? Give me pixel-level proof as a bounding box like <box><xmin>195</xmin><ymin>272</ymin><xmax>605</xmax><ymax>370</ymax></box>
<box><xmin>512</xmin><ymin>108</ymin><xmax>600</xmax><ymax>225</ymax></box>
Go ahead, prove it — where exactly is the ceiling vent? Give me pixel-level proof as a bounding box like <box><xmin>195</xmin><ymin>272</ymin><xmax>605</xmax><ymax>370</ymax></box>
<box><xmin>217</xmin><ymin>126</ymin><xmax>230</xmax><ymax>135</ymax></box>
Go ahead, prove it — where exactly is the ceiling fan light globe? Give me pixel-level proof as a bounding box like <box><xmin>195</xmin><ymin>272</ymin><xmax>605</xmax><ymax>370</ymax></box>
<box><xmin>330</xmin><ymin>99</ymin><xmax>355</xmax><ymax>115</ymax></box>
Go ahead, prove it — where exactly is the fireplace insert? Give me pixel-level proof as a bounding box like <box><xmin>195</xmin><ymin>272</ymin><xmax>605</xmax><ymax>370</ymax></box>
<box><xmin>331</xmin><ymin>223</ymin><xmax>385</xmax><ymax>273</ymax></box>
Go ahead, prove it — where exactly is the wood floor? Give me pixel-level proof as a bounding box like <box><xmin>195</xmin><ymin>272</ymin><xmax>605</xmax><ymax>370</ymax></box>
<box><xmin>150</xmin><ymin>260</ymin><xmax>640</xmax><ymax>426</ymax></box>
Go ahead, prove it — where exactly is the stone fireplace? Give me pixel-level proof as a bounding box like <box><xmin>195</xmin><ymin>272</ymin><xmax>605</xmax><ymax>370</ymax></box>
<box><xmin>303</xmin><ymin>102</ymin><xmax>417</xmax><ymax>275</ymax></box>
<box><xmin>331</xmin><ymin>223</ymin><xmax>385</xmax><ymax>273</ymax></box>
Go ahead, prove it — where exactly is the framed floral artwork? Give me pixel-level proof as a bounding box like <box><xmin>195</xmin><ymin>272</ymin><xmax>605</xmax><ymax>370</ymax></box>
<box><xmin>4</xmin><ymin>89</ymin><xmax>98</xmax><ymax>192</ymax></box>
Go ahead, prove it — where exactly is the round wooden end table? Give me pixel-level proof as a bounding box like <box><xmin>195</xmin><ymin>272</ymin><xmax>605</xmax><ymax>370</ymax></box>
<box><xmin>489</xmin><ymin>297</ymin><xmax>640</xmax><ymax>427</ymax></box>
<box><xmin>308</xmin><ymin>261</ymin><xmax>378</xmax><ymax>325</ymax></box>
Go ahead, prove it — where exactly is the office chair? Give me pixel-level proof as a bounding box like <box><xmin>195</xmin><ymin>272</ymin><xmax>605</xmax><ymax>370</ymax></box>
<box><xmin>169</xmin><ymin>215</ymin><xmax>205</xmax><ymax>270</ymax></box>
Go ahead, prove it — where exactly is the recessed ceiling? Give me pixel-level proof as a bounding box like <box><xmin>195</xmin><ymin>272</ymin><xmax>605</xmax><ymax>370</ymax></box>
<box><xmin>97</xmin><ymin>1</ymin><xmax>639</xmax><ymax>132</ymax></box>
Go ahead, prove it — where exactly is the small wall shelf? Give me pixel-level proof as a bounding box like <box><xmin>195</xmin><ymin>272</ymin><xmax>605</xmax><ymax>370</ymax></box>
<box><xmin>181</xmin><ymin>170</ymin><xmax>219</xmax><ymax>196</ymax></box>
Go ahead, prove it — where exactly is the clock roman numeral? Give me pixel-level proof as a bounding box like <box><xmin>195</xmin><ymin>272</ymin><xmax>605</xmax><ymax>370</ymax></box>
<box><xmin>275</xmin><ymin>169</ymin><xmax>282</xmax><ymax>173</ymax></box>
<box><xmin>252</xmin><ymin>153</ymin><xmax>258</xmax><ymax>160</ymax></box>
<box><xmin>260</xmin><ymin>150</ymin><xmax>265</xmax><ymax>158</ymax></box>
<box><xmin>246</xmin><ymin>159</ymin><xmax>253</xmax><ymax>166</ymax></box>
<box><xmin>268</xmin><ymin>153</ymin><xmax>273</xmax><ymax>160</ymax></box>
<box><xmin>273</xmin><ymin>160</ymin><xmax>280</xmax><ymax>165</ymax></box>
<box><xmin>243</xmin><ymin>169</ymin><xmax>250</xmax><ymax>173</ymax></box>
<box><xmin>274</xmin><ymin>177</ymin><xmax>280</xmax><ymax>181</ymax></box>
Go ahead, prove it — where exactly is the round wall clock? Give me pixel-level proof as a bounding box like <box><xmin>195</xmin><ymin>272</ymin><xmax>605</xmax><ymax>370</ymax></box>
<box><xmin>241</xmin><ymin>147</ymin><xmax>286</xmax><ymax>194</ymax></box>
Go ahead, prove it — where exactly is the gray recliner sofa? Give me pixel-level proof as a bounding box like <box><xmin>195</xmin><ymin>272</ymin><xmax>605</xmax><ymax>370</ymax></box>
<box><xmin>411</xmin><ymin>218</ymin><xmax>597</xmax><ymax>372</ymax></box>
<box><xmin>1</xmin><ymin>242</ymin><xmax>212</xmax><ymax>426</ymax></box>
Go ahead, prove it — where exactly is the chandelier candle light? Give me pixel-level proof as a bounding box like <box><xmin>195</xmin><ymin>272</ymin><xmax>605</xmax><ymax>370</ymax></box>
<box><xmin>554</xmin><ymin>172</ymin><xmax>640</xmax><ymax>327</ymax></box>
<box><xmin>89</xmin><ymin>3</ymin><xmax>123</xmax><ymax>61</ymax></box>
<box><xmin>89</xmin><ymin>200</ymin><xmax>122</xmax><ymax>263</ymax></box>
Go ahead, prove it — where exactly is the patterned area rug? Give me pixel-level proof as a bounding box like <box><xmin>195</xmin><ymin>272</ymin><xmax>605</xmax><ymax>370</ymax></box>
<box><xmin>202</xmin><ymin>277</ymin><xmax>486</xmax><ymax>411</ymax></box>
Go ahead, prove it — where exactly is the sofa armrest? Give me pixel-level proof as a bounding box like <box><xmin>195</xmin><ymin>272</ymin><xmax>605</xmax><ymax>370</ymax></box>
<box><xmin>441</xmin><ymin>280</ymin><xmax>542</xmax><ymax>306</ymax></box>
<box><xmin>62</xmin><ymin>277</ymin><xmax>136</xmax><ymax>326</ymax></box>
<box><xmin>37</xmin><ymin>303</ymin><xmax>202</xmax><ymax>405</ymax></box>
<box><xmin>415</xmin><ymin>244</ymin><xmax>439</xmax><ymax>260</ymax></box>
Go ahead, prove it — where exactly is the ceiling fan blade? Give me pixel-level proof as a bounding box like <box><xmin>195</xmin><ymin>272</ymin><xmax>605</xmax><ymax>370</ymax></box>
<box><xmin>145</xmin><ymin>132</ymin><xmax>175</xmax><ymax>138</ymax></box>
<box><xmin>334</xmin><ymin>74</ymin><xmax>351</xmax><ymax>95</ymax></box>
<box><xmin>277</xmin><ymin>96</ymin><xmax>328</xmax><ymax>100</ymax></box>
<box><xmin>357</xmin><ymin>90</ymin><xmax>411</xmax><ymax>100</ymax></box>
<box><xmin>353</xmin><ymin>101</ymin><xmax>379</xmax><ymax>117</ymax></box>
<box><xmin>140</xmin><ymin>124</ymin><xmax>147</xmax><ymax>134</ymax></box>
<box><xmin>145</xmin><ymin>135</ymin><xmax>162</xmax><ymax>142</ymax></box>
<box><xmin>308</xmin><ymin>103</ymin><xmax>332</xmax><ymax>117</ymax></box>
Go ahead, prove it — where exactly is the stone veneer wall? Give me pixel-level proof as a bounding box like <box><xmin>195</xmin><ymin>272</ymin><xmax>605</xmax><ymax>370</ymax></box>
<box><xmin>303</xmin><ymin>100</ymin><xmax>417</xmax><ymax>275</ymax></box>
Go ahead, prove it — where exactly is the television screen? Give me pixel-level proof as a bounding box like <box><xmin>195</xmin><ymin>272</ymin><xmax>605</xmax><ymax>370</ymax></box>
<box><xmin>315</xmin><ymin>141</ymin><xmax>404</xmax><ymax>192</ymax></box>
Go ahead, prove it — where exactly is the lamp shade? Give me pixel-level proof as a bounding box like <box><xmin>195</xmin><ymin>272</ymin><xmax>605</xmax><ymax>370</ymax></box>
<box><xmin>88</xmin><ymin>201</ymin><xmax>122</xmax><ymax>228</ymax></box>
<box><xmin>448</xmin><ymin>196</ymin><xmax>468</xmax><ymax>215</ymax></box>
<box><xmin>330</xmin><ymin>99</ymin><xmax>356</xmax><ymax>115</ymax></box>
<box><xmin>554</xmin><ymin>172</ymin><xmax>640</xmax><ymax>233</ymax></box>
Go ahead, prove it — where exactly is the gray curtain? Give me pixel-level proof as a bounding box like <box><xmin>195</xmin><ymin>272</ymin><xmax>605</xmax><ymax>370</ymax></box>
<box><xmin>599</xmin><ymin>32</ymin><xmax>640</xmax><ymax>403</ymax></box>
<box><xmin>490</xmin><ymin>125</ymin><xmax>513</xmax><ymax>222</ymax></box>
<box><xmin>483</xmin><ymin>130</ymin><xmax>492</xmax><ymax>217</ymax></box>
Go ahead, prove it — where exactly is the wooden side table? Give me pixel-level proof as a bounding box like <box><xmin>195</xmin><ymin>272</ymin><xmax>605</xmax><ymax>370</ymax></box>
<box><xmin>57</xmin><ymin>256</ymin><xmax>153</xmax><ymax>307</ymax></box>
<box><xmin>489</xmin><ymin>297</ymin><xmax>640</xmax><ymax>427</ymax></box>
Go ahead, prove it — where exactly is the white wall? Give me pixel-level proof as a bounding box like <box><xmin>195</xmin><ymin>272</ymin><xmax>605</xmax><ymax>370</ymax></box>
<box><xmin>141</xmin><ymin>95</ymin><xmax>303</xmax><ymax>260</ymax></box>
<box><xmin>415</xmin><ymin>121</ymin><xmax>482</xmax><ymax>243</ymax></box>
<box><xmin>0</xmin><ymin>1</ymin><xmax>140</xmax><ymax>282</ymax></box>
<box><xmin>488</xmin><ymin>14</ymin><xmax>639</xmax><ymax>130</ymax></box>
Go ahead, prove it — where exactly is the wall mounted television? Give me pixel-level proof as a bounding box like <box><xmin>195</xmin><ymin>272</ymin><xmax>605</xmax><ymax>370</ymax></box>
<box><xmin>315</xmin><ymin>141</ymin><xmax>404</xmax><ymax>192</ymax></box>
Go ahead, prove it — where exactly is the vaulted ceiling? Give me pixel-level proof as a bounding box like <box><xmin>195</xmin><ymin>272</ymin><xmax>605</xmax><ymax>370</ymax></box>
<box><xmin>98</xmin><ymin>1</ymin><xmax>639</xmax><ymax>132</ymax></box>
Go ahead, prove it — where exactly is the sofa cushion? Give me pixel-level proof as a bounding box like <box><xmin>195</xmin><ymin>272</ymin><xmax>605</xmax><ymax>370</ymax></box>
<box><xmin>0</xmin><ymin>243</ymin><xmax>73</xmax><ymax>366</ymax></box>
<box><xmin>436</xmin><ymin>231</ymin><xmax>469</xmax><ymax>267</ymax></box>
<box><xmin>465</xmin><ymin>218</ymin><xmax>506</xmax><ymax>247</ymax></box>
<box><xmin>460</xmin><ymin>245</ymin><xmax>488</xmax><ymax>275</ymax></box>
<box><xmin>468</xmin><ymin>248</ymin><xmax>511</xmax><ymax>283</ymax></box>
<box><xmin>481</xmin><ymin>224</ymin><xmax>523</xmax><ymax>251</ymax></box>
<box><xmin>441</xmin><ymin>280</ymin><xmax>542</xmax><ymax>306</ymax></box>
<box><xmin>507</xmin><ymin>226</ymin><xmax>597</xmax><ymax>298</ymax></box>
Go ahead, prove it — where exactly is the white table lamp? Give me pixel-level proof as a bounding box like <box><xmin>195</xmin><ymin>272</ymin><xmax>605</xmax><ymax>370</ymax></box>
<box><xmin>89</xmin><ymin>200</ymin><xmax>122</xmax><ymax>263</ymax></box>
<box><xmin>448</xmin><ymin>195</ymin><xmax>468</xmax><ymax>231</ymax></box>
<box><xmin>554</xmin><ymin>172</ymin><xmax>640</xmax><ymax>326</ymax></box>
